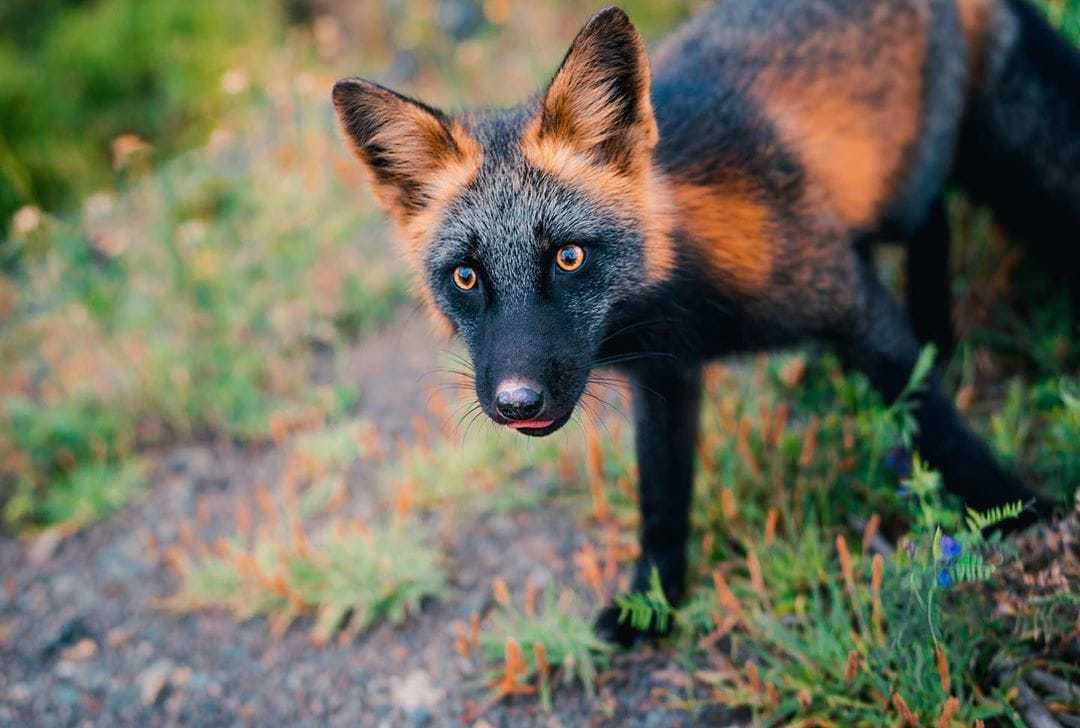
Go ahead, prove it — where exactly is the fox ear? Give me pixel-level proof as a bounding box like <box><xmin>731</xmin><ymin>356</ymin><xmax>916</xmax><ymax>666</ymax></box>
<box><xmin>332</xmin><ymin>78</ymin><xmax>479</xmax><ymax>223</ymax></box>
<box><xmin>529</xmin><ymin>7</ymin><xmax>657</xmax><ymax>172</ymax></box>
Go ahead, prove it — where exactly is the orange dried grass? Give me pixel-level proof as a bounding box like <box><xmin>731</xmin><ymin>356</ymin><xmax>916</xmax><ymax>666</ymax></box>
<box><xmin>490</xmin><ymin>638</ymin><xmax>534</xmax><ymax>697</ymax></box>
<box><xmin>798</xmin><ymin>416</ymin><xmax>819</xmax><ymax>468</ymax></box>
<box><xmin>861</xmin><ymin>513</ymin><xmax>882</xmax><ymax>555</ymax></box>
<box><xmin>937</xmin><ymin>696</ymin><xmax>959</xmax><ymax>728</ymax></box>
<box><xmin>844</xmin><ymin>650</ymin><xmax>859</xmax><ymax>683</ymax></box>
<box><xmin>492</xmin><ymin>578</ymin><xmax>511</xmax><ymax>608</ymax></box>
<box><xmin>711</xmin><ymin>568</ymin><xmax>743</xmax><ymax>623</ymax></box>
<box><xmin>583</xmin><ymin>419</ymin><xmax>610</xmax><ymax>522</ymax></box>
<box><xmin>892</xmin><ymin>692</ymin><xmax>919</xmax><ymax>727</ymax></box>
<box><xmin>764</xmin><ymin>507</ymin><xmax>780</xmax><ymax>545</ymax></box>
<box><xmin>935</xmin><ymin>643</ymin><xmax>951</xmax><ymax>694</ymax></box>
<box><xmin>574</xmin><ymin>544</ymin><xmax>606</xmax><ymax>602</ymax></box>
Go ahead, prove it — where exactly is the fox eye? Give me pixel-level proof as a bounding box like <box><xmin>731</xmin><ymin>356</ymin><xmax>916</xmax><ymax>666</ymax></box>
<box><xmin>555</xmin><ymin>244</ymin><xmax>585</xmax><ymax>272</ymax></box>
<box><xmin>453</xmin><ymin>265</ymin><xmax>478</xmax><ymax>291</ymax></box>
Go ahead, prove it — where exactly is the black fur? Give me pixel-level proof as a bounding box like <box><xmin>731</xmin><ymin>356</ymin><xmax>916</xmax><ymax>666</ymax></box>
<box><xmin>906</xmin><ymin>200</ymin><xmax>955</xmax><ymax>357</ymax></box>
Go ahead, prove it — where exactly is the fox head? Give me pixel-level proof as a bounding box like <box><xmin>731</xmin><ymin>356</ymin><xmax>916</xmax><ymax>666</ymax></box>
<box><xmin>333</xmin><ymin>7</ymin><xmax>675</xmax><ymax>435</ymax></box>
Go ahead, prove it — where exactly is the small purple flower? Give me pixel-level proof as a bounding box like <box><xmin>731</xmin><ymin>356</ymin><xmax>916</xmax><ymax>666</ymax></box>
<box><xmin>940</xmin><ymin>535</ymin><xmax>962</xmax><ymax>561</ymax></box>
<box><xmin>885</xmin><ymin>447</ymin><xmax>913</xmax><ymax>479</ymax></box>
<box><xmin>937</xmin><ymin>568</ymin><xmax>953</xmax><ymax>588</ymax></box>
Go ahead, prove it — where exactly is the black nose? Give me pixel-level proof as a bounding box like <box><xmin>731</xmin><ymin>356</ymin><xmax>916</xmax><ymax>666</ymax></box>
<box><xmin>495</xmin><ymin>385</ymin><xmax>545</xmax><ymax>421</ymax></box>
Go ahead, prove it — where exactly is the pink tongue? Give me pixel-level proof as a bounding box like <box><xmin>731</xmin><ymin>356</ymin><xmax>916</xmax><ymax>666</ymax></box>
<box><xmin>508</xmin><ymin>419</ymin><xmax>554</xmax><ymax>430</ymax></box>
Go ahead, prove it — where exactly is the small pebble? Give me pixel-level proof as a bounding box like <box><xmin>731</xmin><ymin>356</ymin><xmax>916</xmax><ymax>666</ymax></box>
<box><xmin>61</xmin><ymin>639</ymin><xmax>98</xmax><ymax>662</ymax></box>
<box><xmin>139</xmin><ymin>659</ymin><xmax>174</xmax><ymax>706</ymax></box>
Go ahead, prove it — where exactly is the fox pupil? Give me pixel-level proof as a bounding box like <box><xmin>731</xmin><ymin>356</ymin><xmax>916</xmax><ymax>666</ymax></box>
<box><xmin>453</xmin><ymin>266</ymin><xmax>476</xmax><ymax>290</ymax></box>
<box><xmin>556</xmin><ymin>245</ymin><xmax>584</xmax><ymax>271</ymax></box>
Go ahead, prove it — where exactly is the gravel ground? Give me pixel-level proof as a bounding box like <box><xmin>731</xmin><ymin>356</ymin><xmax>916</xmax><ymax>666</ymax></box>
<box><xmin>0</xmin><ymin>313</ymin><xmax>740</xmax><ymax>727</ymax></box>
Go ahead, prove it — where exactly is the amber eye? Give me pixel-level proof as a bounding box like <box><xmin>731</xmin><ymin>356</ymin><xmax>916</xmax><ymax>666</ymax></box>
<box><xmin>453</xmin><ymin>265</ymin><xmax>477</xmax><ymax>291</ymax></box>
<box><xmin>555</xmin><ymin>244</ymin><xmax>585</xmax><ymax>272</ymax></box>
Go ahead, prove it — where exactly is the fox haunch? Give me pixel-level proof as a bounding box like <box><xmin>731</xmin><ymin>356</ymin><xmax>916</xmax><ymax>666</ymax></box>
<box><xmin>334</xmin><ymin>0</ymin><xmax>1079</xmax><ymax>646</ymax></box>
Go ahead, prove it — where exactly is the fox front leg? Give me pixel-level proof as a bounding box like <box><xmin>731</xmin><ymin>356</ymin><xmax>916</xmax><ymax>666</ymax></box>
<box><xmin>595</xmin><ymin>361</ymin><xmax>702</xmax><ymax>647</ymax></box>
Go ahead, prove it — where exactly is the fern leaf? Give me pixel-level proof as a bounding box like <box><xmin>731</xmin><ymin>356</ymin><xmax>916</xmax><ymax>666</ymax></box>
<box><xmin>614</xmin><ymin>567</ymin><xmax>673</xmax><ymax>633</ymax></box>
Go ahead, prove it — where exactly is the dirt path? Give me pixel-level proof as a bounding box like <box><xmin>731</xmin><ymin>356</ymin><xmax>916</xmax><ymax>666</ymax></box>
<box><xmin>0</xmin><ymin>313</ymin><xmax>732</xmax><ymax>727</ymax></box>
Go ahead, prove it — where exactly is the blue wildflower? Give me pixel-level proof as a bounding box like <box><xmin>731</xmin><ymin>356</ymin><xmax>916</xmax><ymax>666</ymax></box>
<box><xmin>940</xmin><ymin>535</ymin><xmax>962</xmax><ymax>561</ymax></box>
<box><xmin>937</xmin><ymin>568</ymin><xmax>953</xmax><ymax>588</ymax></box>
<box><xmin>885</xmin><ymin>447</ymin><xmax>913</xmax><ymax>479</ymax></box>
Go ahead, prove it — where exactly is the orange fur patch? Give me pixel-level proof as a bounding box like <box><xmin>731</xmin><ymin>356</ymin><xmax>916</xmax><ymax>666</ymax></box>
<box><xmin>396</xmin><ymin>125</ymin><xmax>482</xmax><ymax>257</ymax></box>
<box><xmin>671</xmin><ymin>181</ymin><xmax>773</xmax><ymax>293</ymax></box>
<box><xmin>396</xmin><ymin>134</ymin><xmax>480</xmax><ymax>334</ymax></box>
<box><xmin>362</xmin><ymin>121</ymin><xmax>480</xmax><ymax>330</ymax></box>
<box><xmin>752</xmin><ymin>2</ymin><xmax>929</xmax><ymax>229</ymax></box>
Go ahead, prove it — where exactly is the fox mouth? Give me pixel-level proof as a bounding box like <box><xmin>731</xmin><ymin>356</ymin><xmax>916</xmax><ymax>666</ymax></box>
<box><xmin>508</xmin><ymin>419</ymin><xmax>555</xmax><ymax>430</ymax></box>
<box><xmin>501</xmin><ymin>411</ymin><xmax>572</xmax><ymax>437</ymax></box>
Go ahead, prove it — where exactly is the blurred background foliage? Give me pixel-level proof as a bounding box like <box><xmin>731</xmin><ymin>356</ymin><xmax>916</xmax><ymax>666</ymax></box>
<box><xmin>0</xmin><ymin>0</ymin><xmax>281</xmax><ymax>236</ymax></box>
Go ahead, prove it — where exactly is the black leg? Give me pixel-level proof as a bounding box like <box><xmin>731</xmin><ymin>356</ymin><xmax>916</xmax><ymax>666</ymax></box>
<box><xmin>906</xmin><ymin>199</ymin><xmax>955</xmax><ymax>359</ymax></box>
<box><xmin>594</xmin><ymin>361</ymin><xmax>702</xmax><ymax>647</ymax></box>
<box><xmin>839</xmin><ymin>255</ymin><xmax>1045</xmax><ymax>525</ymax></box>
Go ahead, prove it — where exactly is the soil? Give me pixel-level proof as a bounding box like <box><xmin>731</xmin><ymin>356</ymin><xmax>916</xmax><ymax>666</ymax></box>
<box><xmin>0</xmin><ymin>312</ymin><xmax>741</xmax><ymax>728</ymax></box>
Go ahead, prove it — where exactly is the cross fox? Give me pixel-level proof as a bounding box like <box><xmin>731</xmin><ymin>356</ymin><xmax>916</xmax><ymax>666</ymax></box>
<box><xmin>333</xmin><ymin>0</ymin><xmax>1080</xmax><ymax>645</ymax></box>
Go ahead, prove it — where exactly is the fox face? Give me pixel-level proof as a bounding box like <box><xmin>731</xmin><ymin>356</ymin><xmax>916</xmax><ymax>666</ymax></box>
<box><xmin>334</xmin><ymin>8</ymin><xmax>675</xmax><ymax>435</ymax></box>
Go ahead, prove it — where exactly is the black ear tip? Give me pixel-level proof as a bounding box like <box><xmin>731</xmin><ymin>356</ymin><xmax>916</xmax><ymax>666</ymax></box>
<box><xmin>331</xmin><ymin>77</ymin><xmax>383</xmax><ymax>108</ymax></box>
<box><xmin>579</xmin><ymin>6</ymin><xmax>642</xmax><ymax>46</ymax></box>
<box><xmin>593</xmin><ymin>6</ymin><xmax>630</xmax><ymax>22</ymax></box>
<box><xmin>332</xmin><ymin>77</ymin><xmax>360</xmax><ymax>107</ymax></box>
<box><xmin>589</xmin><ymin>6</ymin><xmax>633</xmax><ymax>31</ymax></box>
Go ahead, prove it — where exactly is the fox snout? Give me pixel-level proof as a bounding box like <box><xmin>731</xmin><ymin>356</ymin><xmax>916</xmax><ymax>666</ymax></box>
<box><xmin>475</xmin><ymin>337</ymin><xmax>590</xmax><ymax>437</ymax></box>
<box><xmin>480</xmin><ymin>365</ymin><xmax>584</xmax><ymax>436</ymax></box>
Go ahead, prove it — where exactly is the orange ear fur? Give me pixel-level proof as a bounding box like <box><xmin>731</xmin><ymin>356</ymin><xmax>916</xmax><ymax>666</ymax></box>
<box><xmin>332</xmin><ymin>78</ymin><xmax>482</xmax><ymax>232</ymax></box>
<box><xmin>525</xmin><ymin>7</ymin><xmax>658</xmax><ymax>173</ymax></box>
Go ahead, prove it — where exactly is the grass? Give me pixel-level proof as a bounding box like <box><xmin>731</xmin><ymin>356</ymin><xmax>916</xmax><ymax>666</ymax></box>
<box><xmin>382</xmin><ymin>412</ymin><xmax>567</xmax><ymax>515</ymax></box>
<box><xmin>166</xmin><ymin>513</ymin><xmax>447</xmax><ymax>644</ymax></box>
<box><xmin>479</xmin><ymin>583</ymin><xmax>612</xmax><ymax>712</ymax></box>
<box><xmin>679</xmin><ymin>463</ymin><xmax>1031</xmax><ymax>725</ymax></box>
<box><xmin>0</xmin><ymin>0</ymin><xmax>282</xmax><ymax>234</ymax></box>
<box><xmin>16</xmin><ymin>460</ymin><xmax>147</xmax><ymax>532</ymax></box>
<box><xmin>164</xmin><ymin>417</ymin><xmax>447</xmax><ymax>644</ymax></box>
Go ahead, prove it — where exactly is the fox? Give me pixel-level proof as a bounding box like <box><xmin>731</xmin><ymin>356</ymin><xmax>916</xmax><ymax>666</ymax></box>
<box><xmin>333</xmin><ymin>0</ymin><xmax>1080</xmax><ymax>645</ymax></box>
